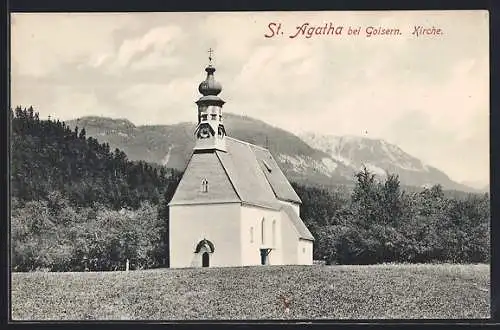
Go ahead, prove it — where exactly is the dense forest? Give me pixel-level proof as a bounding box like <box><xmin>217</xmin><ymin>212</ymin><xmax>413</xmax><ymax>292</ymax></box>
<box><xmin>11</xmin><ymin>106</ymin><xmax>182</xmax><ymax>209</ymax></box>
<box><xmin>294</xmin><ymin>170</ymin><xmax>490</xmax><ymax>264</ymax></box>
<box><xmin>10</xmin><ymin>107</ymin><xmax>490</xmax><ymax>271</ymax></box>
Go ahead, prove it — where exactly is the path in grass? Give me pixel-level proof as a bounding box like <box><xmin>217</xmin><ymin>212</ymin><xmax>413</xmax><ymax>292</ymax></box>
<box><xmin>11</xmin><ymin>264</ymin><xmax>490</xmax><ymax>320</ymax></box>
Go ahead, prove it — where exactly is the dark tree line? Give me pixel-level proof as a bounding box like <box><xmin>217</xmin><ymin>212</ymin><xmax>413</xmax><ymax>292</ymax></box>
<box><xmin>293</xmin><ymin>167</ymin><xmax>490</xmax><ymax>265</ymax></box>
<box><xmin>11</xmin><ymin>106</ymin><xmax>181</xmax><ymax>209</ymax></box>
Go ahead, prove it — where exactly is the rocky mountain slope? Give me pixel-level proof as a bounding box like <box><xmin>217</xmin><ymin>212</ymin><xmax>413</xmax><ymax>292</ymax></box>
<box><xmin>65</xmin><ymin>113</ymin><xmax>476</xmax><ymax>192</ymax></box>
<box><xmin>299</xmin><ymin>133</ymin><xmax>474</xmax><ymax>191</ymax></box>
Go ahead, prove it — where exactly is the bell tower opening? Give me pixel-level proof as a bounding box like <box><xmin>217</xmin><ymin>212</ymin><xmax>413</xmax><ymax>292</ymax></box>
<box><xmin>194</xmin><ymin>48</ymin><xmax>227</xmax><ymax>153</ymax></box>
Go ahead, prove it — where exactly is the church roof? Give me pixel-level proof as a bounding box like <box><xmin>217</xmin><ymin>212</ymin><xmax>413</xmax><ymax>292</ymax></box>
<box><xmin>169</xmin><ymin>137</ymin><xmax>302</xmax><ymax>208</ymax></box>
<box><xmin>280</xmin><ymin>204</ymin><xmax>315</xmax><ymax>241</ymax></box>
<box><xmin>216</xmin><ymin>138</ymin><xmax>281</xmax><ymax>209</ymax></box>
<box><xmin>168</xmin><ymin>151</ymin><xmax>240</xmax><ymax>205</ymax></box>
<box><xmin>249</xmin><ymin>144</ymin><xmax>302</xmax><ymax>203</ymax></box>
<box><xmin>219</xmin><ymin>137</ymin><xmax>301</xmax><ymax>206</ymax></box>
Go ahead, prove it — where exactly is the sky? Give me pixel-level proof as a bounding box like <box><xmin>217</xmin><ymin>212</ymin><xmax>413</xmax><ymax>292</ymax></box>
<box><xmin>10</xmin><ymin>11</ymin><xmax>489</xmax><ymax>186</ymax></box>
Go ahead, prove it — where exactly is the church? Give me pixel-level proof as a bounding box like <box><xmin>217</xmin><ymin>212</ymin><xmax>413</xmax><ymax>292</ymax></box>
<box><xmin>168</xmin><ymin>55</ymin><xmax>314</xmax><ymax>268</ymax></box>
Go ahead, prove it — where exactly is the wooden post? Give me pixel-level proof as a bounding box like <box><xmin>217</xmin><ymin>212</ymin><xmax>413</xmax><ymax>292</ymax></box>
<box><xmin>126</xmin><ymin>259</ymin><xmax>130</xmax><ymax>272</ymax></box>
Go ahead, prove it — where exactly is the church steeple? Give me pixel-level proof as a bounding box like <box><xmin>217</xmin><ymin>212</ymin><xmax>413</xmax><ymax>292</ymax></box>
<box><xmin>194</xmin><ymin>49</ymin><xmax>227</xmax><ymax>152</ymax></box>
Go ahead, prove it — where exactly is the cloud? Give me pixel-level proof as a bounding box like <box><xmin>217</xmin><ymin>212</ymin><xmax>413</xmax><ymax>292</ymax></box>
<box><xmin>199</xmin><ymin>13</ymin><xmax>269</xmax><ymax>66</ymax></box>
<box><xmin>297</xmin><ymin>55</ymin><xmax>489</xmax><ymax>139</ymax></box>
<box><xmin>230</xmin><ymin>41</ymin><xmax>325</xmax><ymax>103</ymax></box>
<box><xmin>11</xmin><ymin>13</ymin><xmax>135</xmax><ymax>77</ymax></box>
<box><xmin>38</xmin><ymin>88</ymin><xmax>114</xmax><ymax>120</ymax></box>
<box><xmin>87</xmin><ymin>25</ymin><xmax>185</xmax><ymax>74</ymax></box>
<box><xmin>115</xmin><ymin>76</ymin><xmax>200</xmax><ymax>125</ymax></box>
<box><xmin>10</xmin><ymin>11</ymin><xmax>489</xmax><ymax>183</ymax></box>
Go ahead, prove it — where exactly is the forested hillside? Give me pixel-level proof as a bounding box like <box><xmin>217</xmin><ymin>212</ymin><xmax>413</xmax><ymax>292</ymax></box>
<box><xmin>11</xmin><ymin>107</ymin><xmax>182</xmax><ymax>209</ymax></box>
<box><xmin>10</xmin><ymin>107</ymin><xmax>490</xmax><ymax>271</ymax></box>
<box><xmin>11</xmin><ymin>107</ymin><xmax>182</xmax><ymax>271</ymax></box>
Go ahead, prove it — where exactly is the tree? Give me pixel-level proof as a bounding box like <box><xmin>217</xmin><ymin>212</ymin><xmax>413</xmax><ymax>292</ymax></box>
<box><xmin>381</xmin><ymin>173</ymin><xmax>403</xmax><ymax>227</ymax></box>
<box><xmin>351</xmin><ymin>166</ymin><xmax>382</xmax><ymax>230</ymax></box>
<box><xmin>79</xmin><ymin>127</ymin><xmax>86</xmax><ymax>140</ymax></box>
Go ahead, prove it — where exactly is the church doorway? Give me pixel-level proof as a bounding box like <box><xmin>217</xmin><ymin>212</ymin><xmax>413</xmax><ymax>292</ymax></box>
<box><xmin>195</xmin><ymin>239</ymin><xmax>215</xmax><ymax>268</ymax></box>
<box><xmin>202</xmin><ymin>252</ymin><xmax>210</xmax><ymax>267</ymax></box>
<box><xmin>260</xmin><ymin>248</ymin><xmax>271</xmax><ymax>265</ymax></box>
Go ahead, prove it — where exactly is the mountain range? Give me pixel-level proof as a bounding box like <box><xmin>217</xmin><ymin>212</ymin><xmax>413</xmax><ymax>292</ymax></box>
<box><xmin>65</xmin><ymin>113</ymin><xmax>483</xmax><ymax>193</ymax></box>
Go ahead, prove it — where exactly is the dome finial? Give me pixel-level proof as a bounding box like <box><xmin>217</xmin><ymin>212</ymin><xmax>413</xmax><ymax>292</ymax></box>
<box><xmin>198</xmin><ymin>48</ymin><xmax>222</xmax><ymax>96</ymax></box>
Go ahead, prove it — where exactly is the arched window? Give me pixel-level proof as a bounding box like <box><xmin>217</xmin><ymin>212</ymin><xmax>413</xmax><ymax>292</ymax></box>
<box><xmin>261</xmin><ymin>218</ymin><xmax>265</xmax><ymax>244</ymax></box>
<box><xmin>250</xmin><ymin>227</ymin><xmax>254</xmax><ymax>243</ymax></box>
<box><xmin>201</xmin><ymin>178</ymin><xmax>209</xmax><ymax>193</ymax></box>
<box><xmin>272</xmin><ymin>220</ymin><xmax>276</xmax><ymax>246</ymax></box>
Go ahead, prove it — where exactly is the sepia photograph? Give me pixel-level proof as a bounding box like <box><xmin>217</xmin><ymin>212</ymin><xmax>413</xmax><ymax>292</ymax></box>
<box><xmin>9</xmin><ymin>10</ymin><xmax>490</xmax><ymax>320</ymax></box>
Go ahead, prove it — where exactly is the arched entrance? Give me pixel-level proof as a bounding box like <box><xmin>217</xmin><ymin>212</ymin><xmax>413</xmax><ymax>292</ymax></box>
<box><xmin>202</xmin><ymin>252</ymin><xmax>210</xmax><ymax>267</ymax></box>
<box><xmin>194</xmin><ymin>239</ymin><xmax>215</xmax><ymax>268</ymax></box>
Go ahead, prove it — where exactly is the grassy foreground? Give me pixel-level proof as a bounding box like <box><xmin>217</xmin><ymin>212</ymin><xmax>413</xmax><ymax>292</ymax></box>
<box><xmin>11</xmin><ymin>264</ymin><xmax>490</xmax><ymax>320</ymax></box>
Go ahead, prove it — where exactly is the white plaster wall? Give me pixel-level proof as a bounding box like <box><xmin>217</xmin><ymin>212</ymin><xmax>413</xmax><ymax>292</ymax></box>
<box><xmin>297</xmin><ymin>239</ymin><xmax>314</xmax><ymax>265</ymax></box>
<box><xmin>280</xmin><ymin>211</ymin><xmax>299</xmax><ymax>265</ymax></box>
<box><xmin>240</xmin><ymin>205</ymin><xmax>283</xmax><ymax>266</ymax></box>
<box><xmin>169</xmin><ymin>203</ymin><xmax>241</xmax><ymax>268</ymax></box>
<box><xmin>280</xmin><ymin>200</ymin><xmax>314</xmax><ymax>265</ymax></box>
<box><xmin>193</xmin><ymin>134</ymin><xmax>226</xmax><ymax>152</ymax></box>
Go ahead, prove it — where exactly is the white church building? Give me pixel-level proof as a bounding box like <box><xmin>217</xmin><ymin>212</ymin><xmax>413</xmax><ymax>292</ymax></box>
<box><xmin>168</xmin><ymin>57</ymin><xmax>314</xmax><ymax>268</ymax></box>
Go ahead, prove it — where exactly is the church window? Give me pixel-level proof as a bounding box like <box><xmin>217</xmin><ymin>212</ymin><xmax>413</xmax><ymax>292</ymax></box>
<box><xmin>261</xmin><ymin>218</ymin><xmax>266</xmax><ymax>244</ymax></box>
<box><xmin>201</xmin><ymin>178</ymin><xmax>209</xmax><ymax>193</ymax></box>
<box><xmin>303</xmin><ymin>247</ymin><xmax>306</xmax><ymax>253</ymax></box>
<box><xmin>250</xmin><ymin>227</ymin><xmax>254</xmax><ymax>243</ymax></box>
<box><xmin>211</xmin><ymin>113</ymin><xmax>217</xmax><ymax>120</ymax></box>
<box><xmin>272</xmin><ymin>220</ymin><xmax>276</xmax><ymax>246</ymax></box>
<box><xmin>201</xmin><ymin>114</ymin><xmax>208</xmax><ymax>121</ymax></box>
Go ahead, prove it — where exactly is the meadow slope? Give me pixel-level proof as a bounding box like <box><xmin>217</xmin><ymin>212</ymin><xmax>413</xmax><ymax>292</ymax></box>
<box><xmin>11</xmin><ymin>264</ymin><xmax>490</xmax><ymax>320</ymax></box>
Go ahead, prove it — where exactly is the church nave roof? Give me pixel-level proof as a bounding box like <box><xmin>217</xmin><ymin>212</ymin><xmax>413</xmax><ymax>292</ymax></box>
<box><xmin>169</xmin><ymin>137</ymin><xmax>302</xmax><ymax>208</ymax></box>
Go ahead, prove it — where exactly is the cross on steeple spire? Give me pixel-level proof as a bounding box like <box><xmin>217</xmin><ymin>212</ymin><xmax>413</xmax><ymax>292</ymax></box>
<box><xmin>208</xmin><ymin>48</ymin><xmax>214</xmax><ymax>64</ymax></box>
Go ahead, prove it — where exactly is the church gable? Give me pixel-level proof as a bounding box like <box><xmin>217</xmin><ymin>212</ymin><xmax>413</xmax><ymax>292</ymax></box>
<box><xmin>169</xmin><ymin>151</ymin><xmax>240</xmax><ymax>205</ymax></box>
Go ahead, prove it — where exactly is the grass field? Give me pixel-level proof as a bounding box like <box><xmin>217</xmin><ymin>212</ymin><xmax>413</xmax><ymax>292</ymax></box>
<box><xmin>11</xmin><ymin>264</ymin><xmax>490</xmax><ymax>320</ymax></box>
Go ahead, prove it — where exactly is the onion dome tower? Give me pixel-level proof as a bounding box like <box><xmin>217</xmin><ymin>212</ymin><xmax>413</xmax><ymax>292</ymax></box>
<box><xmin>194</xmin><ymin>49</ymin><xmax>227</xmax><ymax>152</ymax></box>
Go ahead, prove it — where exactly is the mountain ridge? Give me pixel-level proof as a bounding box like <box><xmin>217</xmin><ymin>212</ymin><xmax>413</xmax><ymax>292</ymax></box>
<box><xmin>66</xmin><ymin>113</ymin><xmax>478</xmax><ymax>193</ymax></box>
<box><xmin>299</xmin><ymin>132</ymin><xmax>474</xmax><ymax>192</ymax></box>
